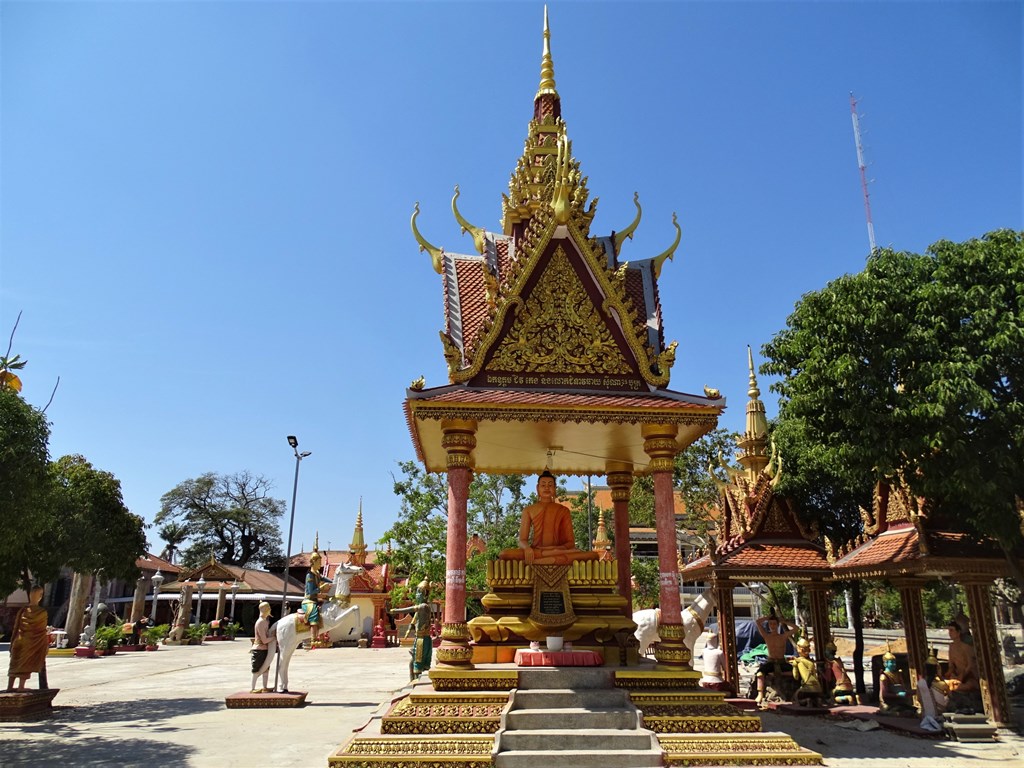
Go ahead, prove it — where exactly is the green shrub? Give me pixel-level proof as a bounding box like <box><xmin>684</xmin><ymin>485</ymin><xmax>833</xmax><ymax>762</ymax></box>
<box><xmin>93</xmin><ymin>623</ymin><xmax>123</xmax><ymax>650</ymax></box>
<box><xmin>142</xmin><ymin>624</ymin><xmax>169</xmax><ymax>646</ymax></box>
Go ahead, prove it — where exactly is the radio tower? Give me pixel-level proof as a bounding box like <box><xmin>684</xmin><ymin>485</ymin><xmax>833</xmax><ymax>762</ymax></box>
<box><xmin>850</xmin><ymin>93</ymin><xmax>877</xmax><ymax>252</ymax></box>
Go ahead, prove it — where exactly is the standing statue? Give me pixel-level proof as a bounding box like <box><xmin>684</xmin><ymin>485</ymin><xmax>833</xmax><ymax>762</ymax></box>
<box><xmin>499</xmin><ymin>472</ymin><xmax>599</xmax><ymax>565</ymax></box>
<box><xmin>754</xmin><ymin>612</ymin><xmax>797</xmax><ymax>707</ymax></box>
<box><xmin>250</xmin><ymin>601</ymin><xmax>275</xmax><ymax>693</ymax></box>
<box><xmin>251</xmin><ymin>562</ymin><xmax>362</xmax><ymax>693</ymax></box>
<box><xmin>390</xmin><ymin>580</ymin><xmax>432</xmax><ymax>681</ymax></box>
<box><xmin>822</xmin><ymin>641</ymin><xmax>855</xmax><ymax>705</ymax></box>
<box><xmin>7</xmin><ymin>586</ymin><xmax>49</xmax><ymax>691</ymax></box>
<box><xmin>790</xmin><ymin>638</ymin><xmax>824</xmax><ymax>707</ymax></box>
<box><xmin>301</xmin><ymin>546</ymin><xmax>334</xmax><ymax>647</ymax></box>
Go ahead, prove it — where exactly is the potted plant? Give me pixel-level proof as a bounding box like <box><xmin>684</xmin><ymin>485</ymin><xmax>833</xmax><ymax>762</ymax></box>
<box><xmin>142</xmin><ymin>624</ymin><xmax>169</xmax><ymax>650</ymax></box>
<box><xmin>185</xmin><ymin>622</ymin><xmax>208</xmax><ymax>645</ymax></box>
<box><xmin>225</xmin><ymin>622</ymin><xmax>240</xmax><ymax>640</ymax></box>
<box><xmin>93</xmin><ymin>624</ymin><xmax>122</xmax><ymax>655</ymax></box>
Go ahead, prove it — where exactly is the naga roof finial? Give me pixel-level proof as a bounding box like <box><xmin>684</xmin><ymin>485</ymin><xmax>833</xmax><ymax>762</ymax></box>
<box><xmin>537</xmin><ymin>5</ymin><xmax>558</xmax><ymax>99</ymax></box>
<box><xmin>452</xmin><ymin>185</ymin><xmax>486</xmax><ymax>255</ymax></box>
<box><xmin>652</xmin><ymin>212</ymin><xmax>681</xmax><ymax>277</ymax></box>
<box><xmin>613</xmin><ymin>192</ymin><xmax>642</xmax><ymax>252</ymax></box>
<box><xmin>411</xmin><ymin>202</ymin><xmax>444</xmax><ymax>274</ymax></box>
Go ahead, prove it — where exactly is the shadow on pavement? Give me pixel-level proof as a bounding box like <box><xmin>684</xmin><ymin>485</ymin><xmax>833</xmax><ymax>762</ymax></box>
<box><xmin>0</xmin><ymin>733</ymin><xmax>194</xmax><ymax>767</ymax></box>
<box><xmin>49</xmin><ymin>696</ymin><xmax>223</xmax><ymax>724</ymax></box>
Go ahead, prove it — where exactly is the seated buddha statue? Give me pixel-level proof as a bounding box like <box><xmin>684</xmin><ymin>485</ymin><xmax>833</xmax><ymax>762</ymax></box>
<box><xmin>499</xmin><ymin>471</ymin><xmax>600</xmax><ymax>566</ymax></box>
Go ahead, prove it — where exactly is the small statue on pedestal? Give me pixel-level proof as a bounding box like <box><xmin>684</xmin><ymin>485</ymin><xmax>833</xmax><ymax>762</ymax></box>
<box><xmin>698</xmin><ymin>632</ymin><xmax>733</xmax><ymax>694</ymax></box>
<box><xmin>390</xmin><ymin>580</ymin><xmax>432</xmax><ymax>680</ymax></box>
<box><xmin>754</xmin><ymin>612</ymin><xmax>797</xmax><ymax>707</ymax></box>
<box><xmin>879</xmin><ymin>648</ymin><xmax>915</xmax><ymax>715</ymax></box>
<box><xmin>302</xmin><ymin>545</ymin><xmax>334</xmax><ymax>649</ymax></box>
<box><xmin>7</xmin><ymin>586</ymin><xmax>49</xmax><ymax>691</ymax></box>
<box><xmin>945</xmin><ymin>619</ymin><xmax>982</xmax><ymax>713</ymax></box>
<box><xmin>823</xmin><ymin>641</ymin><xmax>855</xmax><ymax>705</ymax></box>
<box><xmin>790</xmin><ymin>638</ymin><xmax>824</xmax><ymax>707</ymax></box>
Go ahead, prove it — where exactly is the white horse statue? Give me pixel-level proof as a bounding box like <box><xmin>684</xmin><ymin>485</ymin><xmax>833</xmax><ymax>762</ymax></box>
<box><xmin>255</xmin><ymin>561</ymin><xmax>363</xmax><ymax>692</ymax></box>
<box><xmin>633</xmin><ymin>588</ymin><xmax>718</xmax><ymax>657</ymax></box>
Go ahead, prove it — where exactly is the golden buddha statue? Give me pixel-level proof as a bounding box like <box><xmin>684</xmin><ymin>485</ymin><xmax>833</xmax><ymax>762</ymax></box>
<box><xmin>499</xmin><ymin>471</ymin><xmax>600</xmax><ymax>566</ymax></box>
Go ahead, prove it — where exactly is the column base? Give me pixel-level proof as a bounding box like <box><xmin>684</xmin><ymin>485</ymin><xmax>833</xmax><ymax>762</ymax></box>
<box><xmin>435</xmin><ymin>622</ymin><xmax>474</xmax><ymax>668</ymax></box>
<box><xmin>654</xmin><ymin>622</ymin><xmax>693</xmax><ymax>668</ymax></box>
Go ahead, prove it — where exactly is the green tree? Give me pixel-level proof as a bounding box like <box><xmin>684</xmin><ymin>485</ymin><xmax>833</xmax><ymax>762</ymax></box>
<box><xmin>49</xmin><ymin>454</ymin><xmax>148</xmax><ymax>584</ymax></box>
<box><xmin>0</xmin><ymin>387</ymin><xmax>53</xmax><ymax>592</ymax></box>
<box><xmin>763</xmin><ymin>230</ymin><xmax>1024</xmax><ymax>585</ymax></box>
<box><xmin>155</xmin><ymin>471</ymin><xmax>284</xmax><ymax>568</ymax></box>
<box><xmin>630</xmin><ymin>557</ymin><xmax>660</xmax><ymax>610</ymax></box>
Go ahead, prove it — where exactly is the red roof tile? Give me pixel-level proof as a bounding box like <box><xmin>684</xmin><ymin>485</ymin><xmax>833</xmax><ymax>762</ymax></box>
<box><xmin>682</xmin><ymin>541</ymin><xmax>830</xmax><ymax>578</ymax></box>
<box><xmin>455</xmin><ymin>258</ymin><xmax>489</xmax><ymax>359</ymax></box>
<box><xmin>409</xmin><ymin>387</ymin><xmax>713</xmax><ymax>410</ymax></box>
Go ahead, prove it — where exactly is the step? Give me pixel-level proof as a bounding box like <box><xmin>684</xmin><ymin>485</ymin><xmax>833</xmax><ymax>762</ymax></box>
<box><xmin>500</xmin><ymin>727</ymin><xmax>655</xmax><ymax>752</ymax></box>
<box><xmin>945</xmin><ymin>722</ymin><xmax>998</xmax><ymax>742</ymax></box>
<box><xmin>505</xmin><ymin>707</ymin><xmax>637</xmax><ymax>731</ymax></box>
<box><xmin>512</xmin><ymin>688</ymin><xmax>630</xmax><ymax>710</ymax></box>
<box><xmin>494</xmin><ymin>748</ymin><xmax>663</xmax><ymax>768</ymax></box>
<box><xmin>516</xmin><ymin>667</ymin><xmax>615</xmax><ymax>690</ymax></box>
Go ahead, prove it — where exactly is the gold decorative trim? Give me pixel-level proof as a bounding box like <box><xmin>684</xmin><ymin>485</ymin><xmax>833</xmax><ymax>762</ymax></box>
<box><xmin>428</xmin><ymin>671</ymin><xmax>518</xmax><ymax>691</ymax></box>
<box><xmin>332</xmin><ymin>736</ymin><xmax>494</xmax><ymax>757</ymax></box>
<box><xmin>409</xmin><ymin>400</ymin><xmax>720</xmax><ymax>428</ymax></box>
<box><xmin>441</xmin><ymin>623</ymin><xmax>469</xmax><ymax>641</ymax></box>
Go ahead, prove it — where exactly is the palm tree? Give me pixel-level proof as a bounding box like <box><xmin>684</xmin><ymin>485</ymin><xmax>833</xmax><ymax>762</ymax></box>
<box><xmin>159</xmin><ymin>522</ymin><xmax>189</xmax><ymax>564</ymax></box>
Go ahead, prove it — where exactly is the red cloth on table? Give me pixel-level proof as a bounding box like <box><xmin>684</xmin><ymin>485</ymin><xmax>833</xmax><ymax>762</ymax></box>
<box><xmin>514</xmin><ymin>649</ymin><xmax>603</xmax><ymax>667</ymax></box>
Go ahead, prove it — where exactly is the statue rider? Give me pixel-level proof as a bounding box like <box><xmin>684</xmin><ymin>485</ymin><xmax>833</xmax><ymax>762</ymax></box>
<box><xmin>301</xmin><ymin>541</ymin><xmax>333</xmax><ymax>647</ymax></box>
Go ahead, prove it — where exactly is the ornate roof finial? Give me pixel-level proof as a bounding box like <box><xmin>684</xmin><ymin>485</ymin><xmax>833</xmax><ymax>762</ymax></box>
<box><xmin>537</xmin><ymin>5</ymin><xmax>558</xmax><ymax>100</ymax></box>
<box><xmin>737</xmin><ymin>346</ymin><xmax>770</xmax><ymax>480</ymax></box>
<box><xmin>652</xmin><ymin>213</ymin><xmax>681</xmax><ymax>278</ymax></box>
<box><xmin>350</xmin><ymin>498</ymin><xmax>368</xmax><ymax>566</ymax></box>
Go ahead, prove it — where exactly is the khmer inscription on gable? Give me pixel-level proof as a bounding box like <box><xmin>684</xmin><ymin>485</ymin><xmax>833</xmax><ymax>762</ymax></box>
<box><xmin>480</xmin><ymin>246</ymin><xmax>642</xmax><ymax>390</ymax></box>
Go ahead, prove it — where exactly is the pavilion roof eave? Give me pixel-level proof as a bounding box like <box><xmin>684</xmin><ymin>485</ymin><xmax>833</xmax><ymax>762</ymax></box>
<box><xmin>404</xmin><ymin>385</ymin><xmax>723</xmax><ymax>475</ymax></box>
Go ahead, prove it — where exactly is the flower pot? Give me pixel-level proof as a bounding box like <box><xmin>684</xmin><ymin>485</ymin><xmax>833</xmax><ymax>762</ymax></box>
<box><xmin>145</xmin><ymin>645</ymin><xmax>158</xmax><ymax>651</ymax></box>
<box><xmin>545</xmin><ymin>636</ymin><xmax>563</xmax><ymax>652</ymax></box>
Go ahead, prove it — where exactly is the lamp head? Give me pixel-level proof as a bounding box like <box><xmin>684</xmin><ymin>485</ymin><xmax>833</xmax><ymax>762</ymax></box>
<box><xmin>287</xmin><ymin>435</ymin><xmax>298</xmax><ymax>448</ymax></box>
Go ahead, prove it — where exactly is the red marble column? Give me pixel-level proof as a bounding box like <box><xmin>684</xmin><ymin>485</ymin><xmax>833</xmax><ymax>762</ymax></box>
<box><xmin>436</xmin><ymin>419</ymin><xmax>476</xmax><ymax>668</ymax></box>
<box><xmin>643</xmin><ymin>423</ymin><xmax>689</xmax><ymax>667</ymax></box>
<box><xmin>965</xmin><ymin>581</ymin><xmax>1010</xmax><ymax>725</ymax></box>
<box><xmin>606</xmin><ymin>464</ymin><xmax>634</xmax><ymax>617</ymax></box>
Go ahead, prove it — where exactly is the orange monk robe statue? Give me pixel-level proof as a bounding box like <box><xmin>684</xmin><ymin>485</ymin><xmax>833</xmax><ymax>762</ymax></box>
<box><xmin>7</xmin><ymin>586</ymin><xmax>49</xmax><ymax>691</ymax></box>
<box><xmin>499</xmin><ymin>472</ymin><xmax>600</xmax><ymax>566</ymax></box>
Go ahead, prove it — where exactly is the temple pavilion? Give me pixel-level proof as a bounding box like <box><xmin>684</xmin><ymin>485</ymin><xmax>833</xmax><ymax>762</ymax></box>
<box><xmin>329</xmin><ymin>9</ymin><xmax>823</xmax><ymax>767</ymax></box>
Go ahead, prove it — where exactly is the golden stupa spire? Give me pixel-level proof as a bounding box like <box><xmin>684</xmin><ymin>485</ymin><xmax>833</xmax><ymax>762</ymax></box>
<box><xmin>536</xmin><ymin>5</ymin><xmax>558</xmax><ymax>99</ymax></box>
<box><xmin>349</xmin><ymin>497</ymin><xmax>368</xmax><ymax>566</ymax></box>
<box><xmin>737</xmin><ymin>346</ymin><xmax>770</xmax><ymax>479</ymax></box>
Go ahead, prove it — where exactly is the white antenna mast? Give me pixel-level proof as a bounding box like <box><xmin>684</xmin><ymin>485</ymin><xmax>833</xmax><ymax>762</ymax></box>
<box><xmin>850</xmin><ymin>93</ymin><xmax>877</xmax><ymax>253</ymax></box>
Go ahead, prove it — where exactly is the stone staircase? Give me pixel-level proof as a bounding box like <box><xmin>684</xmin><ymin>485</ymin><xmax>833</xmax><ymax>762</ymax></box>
<box><xmin>943</xmin><ymin>712</ymin><xmax>999</xmax><ymax>742</ymax></box>
<box><xmin>494</xmin><ymin>668</ymin><xmax>663</xmax><ymax>768</ymax></box>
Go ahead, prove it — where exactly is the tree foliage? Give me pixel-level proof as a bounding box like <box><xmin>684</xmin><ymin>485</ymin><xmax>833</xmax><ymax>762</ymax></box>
<box><xmin>49</xmin><ymin>454</ymin><xmax>148</xmax><ymax>584</ymax></box>
<box><xmin>156</xmin><ymin>471</ymin><xmax>284</xmax><ymax>568</ymax></box>
<box><xmin>763</xmin><ymin>230</ymin><xmax>1024</xmax><ymax>566</ymax></box>
<box><xmin>0</xmin><ymin>387</ymin><xmax>53</xmax><ymax>592</ymax></box>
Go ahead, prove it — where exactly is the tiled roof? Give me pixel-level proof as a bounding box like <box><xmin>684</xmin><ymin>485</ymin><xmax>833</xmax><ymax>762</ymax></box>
<box><xmin>163</xmin><ymin>565</ymin><xmax>303</xmax><ymax>596</ymax></box>
<box><xmin>455</xmin><ymin>258</ymin><xmax>489</xmax><ymax>359</ymax></box>
<box><xmin>408</xmin><ymin>387</ymin><xmax>713</xmax><ymax>410</ymax></box>
<box><xmin>832</xmin><ymin>526</ymin><xmax>921</xmax><ymax>571</ymax></box>
<box><xmin>682</xmin><ymin>541</ymin><xmax>830</xmax><ymax>579</ymax></box>
<box><xmin>325</xmin><ymin>560</ymin><xmax>388</xmax><ymax>593</ymax></box>
<box><xmin>135</xmin><ymin>552</ymin><xmax>181</xmax><ymax>574</ymax></box>
<box><xmin>289</xmin><ymin>550</ymin><xmax>381</xmax><ymax>568</ymax></box>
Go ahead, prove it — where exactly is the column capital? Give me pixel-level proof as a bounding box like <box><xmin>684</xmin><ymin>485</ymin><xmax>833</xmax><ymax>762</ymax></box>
<box><xmin>606</xmin><ymin>466</ymin><xmax>633</xmax><ymax>502</ymax></box>
<box><xmin>642</xmin><ymin>423</ymin><xmax>678</xmax><ymax>474</ymax></box>
<box><xmin>441</xmin><ymin>419</ymin><xmax>477</xmax><ymax>470</ymax></box>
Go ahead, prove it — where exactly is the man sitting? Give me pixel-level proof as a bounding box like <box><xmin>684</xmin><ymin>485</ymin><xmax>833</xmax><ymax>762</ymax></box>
<box><xmin>754</xmin><ymin>612</ymin><xmax>797</xmax><ymax>707</ymax></box>
<box><xmin>499</xmin><ymin>472</ymin><xmax>599</xmax><ymax>566</ymax></box>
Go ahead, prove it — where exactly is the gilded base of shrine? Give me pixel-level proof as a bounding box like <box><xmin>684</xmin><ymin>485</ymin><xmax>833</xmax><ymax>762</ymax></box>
<box><xmin>659</xmin><ymin>733</ymin><xmax>822</xmax><ymax>766</ymax></box>
<box><xmin>328</xmin><ymin>736</ymin><xmax>494</xmax><ymax>767</ymax></box>
<box><xmin>615</xmin><ymin>668</ymin><xmax>701</xmax><ymax>690</ymax></box>
<box><xmin>381</xmin><ymin>692</ymin><xmax>508</xmax><ymax>734</ymax></box>
<box><xmin>428</xmin><ymin>668</ymin><xmax>517</xmax><ymax>692</ymax></box>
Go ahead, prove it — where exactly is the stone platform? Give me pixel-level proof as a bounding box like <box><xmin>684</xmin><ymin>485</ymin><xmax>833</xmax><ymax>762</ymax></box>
<box><xmin>0</xmin><ymin>689</ymin><xmax>59</xmax><ymax>721</ymax></box>
<box><xmin>225</xmin><ymin>690</ymin><xmax>308</xmax><ymax>709</ymax></box>
<box><xmin>329</xmin><ymin>664</ymin><xmax>822</xmax><ymax>767</ymax></box>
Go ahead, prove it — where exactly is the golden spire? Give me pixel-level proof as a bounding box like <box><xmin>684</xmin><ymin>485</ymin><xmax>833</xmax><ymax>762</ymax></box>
<box><xmin>349</xmin><ymin>498</ymin><xmax>368</xmax><ymax>566</ymax></box>
<box><xmin>737</xmin><ymin>346</ymin><xmax>770</xmax><ymax>479</ymax></box>
<box><xmin>536</xmin><ymin>6</ymin><xmax>558</xmax><ymax>99</ymax></box>
<box><xmin>592</xmin><ymin>508</ymin><xmax>611</xmax><ymax>552</ymax></box>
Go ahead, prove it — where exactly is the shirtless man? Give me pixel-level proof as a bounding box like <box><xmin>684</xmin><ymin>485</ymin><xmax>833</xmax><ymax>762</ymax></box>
<box><xmin>754</xmin><ymin>613</ymin><xmax>796</xmax><ymax>706</ymax></box>
<box><xmin>946</xmin><ymin>620</ymin><xmax>979</xmax><ymax>692</ymax></box>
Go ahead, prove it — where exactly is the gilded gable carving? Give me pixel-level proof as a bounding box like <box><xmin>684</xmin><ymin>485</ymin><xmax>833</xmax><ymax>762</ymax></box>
<box><xmin>484</xmin><ymin>246</ymin><xmax>632</xmax><ymax>375</ymax></box>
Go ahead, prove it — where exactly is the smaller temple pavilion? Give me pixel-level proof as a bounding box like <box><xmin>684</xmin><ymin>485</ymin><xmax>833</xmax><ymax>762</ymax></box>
<box><xmin>288</xmin><ymin>507</ymin><xmax>392</xmax><ymax>638</ymax></box>
<box><xmin>682</xmin><ymin>349</ymin><xmax>833</xmax><ymax>691</ymax></box>
<box><xmin>830</xmin><ymin>482</ymin><xmax>1021</xmax><ymax>725</ymax></box>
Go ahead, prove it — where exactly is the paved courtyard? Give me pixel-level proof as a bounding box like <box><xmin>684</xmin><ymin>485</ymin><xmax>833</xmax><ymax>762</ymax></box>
<box><xmin>1</xmin><ymin>640</ymin><xmax>1022</xmax><ymax>767</ymax></box>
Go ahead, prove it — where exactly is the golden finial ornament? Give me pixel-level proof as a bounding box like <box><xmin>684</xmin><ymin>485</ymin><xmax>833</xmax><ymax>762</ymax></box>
<box><xmin>536</xmin><ymin>5</ymin><xmax>558</xmax><ymax>99</ymax></box>
<box><xmin>451</xmin><ymin>185</ymin><xmax>486</xmax><ymax>255</ymax></box>
<box><xmin>703</xmin><ymin>385</ymin><xmax>721</xmax><ymax>399</ymax></box>
<box><xmin>613</xmin><ymin>192</ymin><xmax>642</xmax><ymax>251</ymax></box>
<box><xmin>411</xmin><ymin>202</ymin><xmax>444</xmax><ymax>274</ymax></box>
<box><xmin>652</xmin><ymin>212</ymin><xmax>681</xmax><ymax>277</ymax></box>
<box><xmin>410</xmin><ymin>375</ymin><xmax>425</xmax><ymax>391</ymax></box>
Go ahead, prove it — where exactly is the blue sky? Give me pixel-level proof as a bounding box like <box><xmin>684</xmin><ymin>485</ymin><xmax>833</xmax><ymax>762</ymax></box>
<box><xmin>2</xmin><ymin>1</ymin><xmax>1020</xmax><ymax>556</ymax></box>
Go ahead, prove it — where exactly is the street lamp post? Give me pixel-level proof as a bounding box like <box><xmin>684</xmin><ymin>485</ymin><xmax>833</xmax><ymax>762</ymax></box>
<box><xmin>195</xmin><ymin>576</ymin><xmax>206</xmax><ymax>626</ymax></box>
<box><xmin>150</xmin><ymin>569</ymin><xmax>164</xmax><ymax>621</ymax></box>
<box><xmin>230</xmin><ymin>579</ymin><xmax>240</xmax><ymax>620</ymax></box>
<box><xmin>275</xmin><ymin>434</ymin><xmax>311</xmax><ymax>692</ymax></box>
